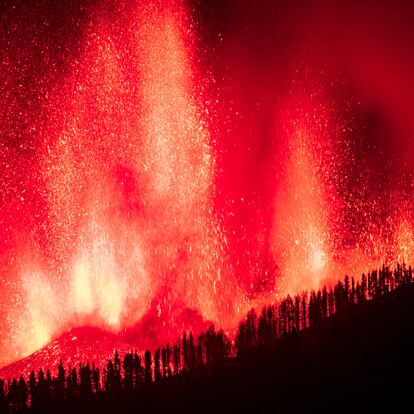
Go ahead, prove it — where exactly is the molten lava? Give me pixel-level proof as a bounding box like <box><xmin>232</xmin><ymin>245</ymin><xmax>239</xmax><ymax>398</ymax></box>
<box><xmin>1</xmin><ymin>0</ymin><xmax>414</xmax><ymax>371</ymax></box>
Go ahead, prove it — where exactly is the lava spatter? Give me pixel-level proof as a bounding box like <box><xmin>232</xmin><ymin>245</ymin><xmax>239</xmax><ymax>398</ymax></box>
<box><xmin>1</xmin><ymin>0</ymin><xmax>414</xmax><ymax>370</ymax></box>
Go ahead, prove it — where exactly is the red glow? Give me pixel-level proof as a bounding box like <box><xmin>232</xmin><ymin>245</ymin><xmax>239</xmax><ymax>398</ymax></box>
<box><xmin>1</xmin><ymin>0</ymin><xmax>414</xmax><ymax>373</ymax></box>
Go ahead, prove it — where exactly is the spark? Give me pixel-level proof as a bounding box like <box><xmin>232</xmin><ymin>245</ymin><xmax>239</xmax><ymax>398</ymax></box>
<box><xmin>0</xmin><ymin>0</ymin><xmax>413</xmax><ymax>372</ymax></box>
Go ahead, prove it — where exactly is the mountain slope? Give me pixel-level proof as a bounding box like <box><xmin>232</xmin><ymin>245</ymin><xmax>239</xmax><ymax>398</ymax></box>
<box><xmin>0</xmin><ymin>326</ymin><xmax>136</xmax><ymax>380</ymax></box>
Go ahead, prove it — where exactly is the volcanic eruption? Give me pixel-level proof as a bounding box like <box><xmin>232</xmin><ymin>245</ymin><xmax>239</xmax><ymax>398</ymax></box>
<box><xmin>1</xmin><ymin>0</ymin><xmax>414</xmax><ymax>377</ymax></box>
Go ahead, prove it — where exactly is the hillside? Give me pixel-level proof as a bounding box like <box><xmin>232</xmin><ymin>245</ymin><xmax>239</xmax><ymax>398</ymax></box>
<box><xmin>0</xmin><ymin>327</ymin><xmax>135</xmax><ymax>381</ymax></box>
<box><xmin>12</xmin><ymin>280</ymin><xmax>414</xmax><ymax>413</ymax></box>
<box><xmin>107</xmin><ymin>283</ymin><xmax>414</xmax><ymax>412</ymax></box>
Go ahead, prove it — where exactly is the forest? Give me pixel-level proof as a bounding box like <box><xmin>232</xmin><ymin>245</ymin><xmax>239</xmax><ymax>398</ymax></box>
<box><xmin>1</xmin><ymin>263</ymin><xmax>414</xmax><ymax>413</ymax></box>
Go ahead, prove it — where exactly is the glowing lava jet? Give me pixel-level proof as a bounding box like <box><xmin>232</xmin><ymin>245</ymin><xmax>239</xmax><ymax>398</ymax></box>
<box><xmin>269</xmin><ymin>96</ymin><xmax>337</xmax><ymax>295</ymax></box>
<box><xmin>9</xmin><ymin>0</ymin><xmax>239</xmax><ymax>363</ymax></box>
<box><xmin>272</xmin><ymin>127</ymin><xmax>330</xmax><ymax>294</ymax></box>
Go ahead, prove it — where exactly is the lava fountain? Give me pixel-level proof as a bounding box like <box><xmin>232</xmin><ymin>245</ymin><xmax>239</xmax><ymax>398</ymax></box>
<box><xmin>271</xmin><ymin>97</ymin><xmax>336</xmax><ymax>294</ymax></box>
<box><xmin>1</xmin><ymin>0</ymin><xmax>414</xmax><ymax>368</ymax></box>
<box><xmin>2</xmin><ymin>0</ymin><xmax>240</xmax><ymax>365</ymax></box>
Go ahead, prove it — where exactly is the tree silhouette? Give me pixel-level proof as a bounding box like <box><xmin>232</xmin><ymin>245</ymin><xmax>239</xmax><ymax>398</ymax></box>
<box><xmin>133</xmin><ymin>352</ymin><xmax>144</xmax><ymax>387</ymax></box>
<box><xmin>2</xmin><ymin>263</ymin><xmax>413</xmax><ymax>413</ymax></box>
<box><xmin>0</xmin><ymin>379</ymin><xmax>6</xmax><ymax>414</ymax></box>
<box><xmin>344</xmin><ymin>275</ymin><xmax>350</xmax><ymax>303</ymax></box>
<box><xmin>37</xmin><ymin>368</ymin><xmax>49</xmax><ymax>408</ymax></box>
<box><xmin>328</xmin><ymin>288</ymin><xmax>335</xmax><ymax>316</ymax></box>
<box><xmin>279</xmin><ymin>300</ymin><xmax>287</xmax><ymax>335</ymax></box>
<box><xmin>268</xmin><ymin>305</ymin><xmax>276</xmax><ymax>339</ymax></box>
<box><xmin>197</xmin><ymin>333</ymin><xmax>205</xmax><ymax>365</ymax></box>
<box><xmin>45</xmin><ymin>369</ymin><xmax>52</xmax><ymax>398</ymax></box>
<box><xmin>182</xmin><ymin>332</ymin><xmax>188</xmax><ymax>372</ymax></box>
<box><xmin>321</xmin><ymin>287</ymin><xmax>328</xmax><ymax>318</ymax></box>
<box><xmin>350</xmin><ymin>276</ymin><xmax>355</xmax><ymax>304</ymax></box>
<box><xmin>7</xmin><ymin>378</ymin><xmax>18</xmax><ymax>413</ymax></box>
<box><xmin>302</xmin><ymin>293</ymin><xmax>308</xmax><ymax>329</ymax></box>
<box><xmin>79</xmin><ymin>363</ymin><xmax>92</xmax><ymax>397</ymax></box>
<box><xmin>308</xmin><ymin>291</ymin><xmax>315</xmax><ymax>327</ymax></box>
<box><xmin>92</xmin><ymin>362</ymin><xmax>100</xmax><ymax>393</ymax></box>
<box><xmin>361</xmin><ymin>273</ymin><xmax>367</xmax><ymax>299</ymax></box>
<box><xmin>188</xmin><ymin>332</ymin><xmax>197</xmax><ymax>371</ymax></box>
<box><xmin>123</xmin><ymin>353</ymin><xmax>134</xmax><ymax>390</ymax></box>
<box><xmin>144</xmin><ymin>350</ymin><xmax>152</xmax><ymax>384</ymax></box>
<box><xmin>206</xmin><ymin>325</ymin><xmax>218</xmax><ymax>364</ymax></box>
<box><xmin>258</xmin><ymin>307</ymin><xmax>268</xmax><ymax>345</ymax></box>
<box><xmin>165</xmin><ymin>344</ymin><xmax>172</xmax><ymax>377</ymax></box>
<box><xmin>103</xmin><ymin>360</ymin><xmax>115</xmax><ymax>393</ymax></box>
<box><xmin>246</xmin><ymin>310</ymin><xmax>257</xmax><ymax>348</ymax></box>
<box><xmin>161</xmin><ymin>347</ymin><xmax>167</xmax><ymax>379</ymax></box>
<box><xmin>294</xmin><ymin>295</ymin><xmax>301</xmax><ymax>332</ymax></box>
<box><xmin>16</xmin><ymin>376</ymin><xmax>26</xmax><ymax>412</ymax></box>
<box><xmin>236</xmin><ymin>321</ymin><xmax>246</xmax><ymax>356</ymax></box>
<box><xmin>154</xmin><ymin>348</ymin><xmax>161</xmax><ymax>382</ymax></box>
<box><xmin>173</xmin><ymin>343</ymin><xmax>181</xmax><ymax>375</ymax></box>
<box><xmin>216</xmin><ymin>329</ymin><xmax>230</xmax><ymax>360</ymax></box>
<box><xmin>286</xmin><ymin>296</ymin><xmax>294</xmax><ymax>333</ymax></box>
<box><xmin>113</xmin><ymin>351</ymin><xmax>121</xmax><ymax>392</ymax></box>
<box><xmin>56</xmin><ymin>360</ymin><xmax>65</xmax><ymax>400</ymax></box>
<box><xmin>16</xmin><ymin>375</ymin><xmax>27</xmax><ymax>412</ymax></box>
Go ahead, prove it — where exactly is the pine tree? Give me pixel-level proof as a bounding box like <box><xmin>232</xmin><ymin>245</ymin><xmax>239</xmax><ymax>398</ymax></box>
<box><xmin>17</xmin><ymin>375</ymin><xmax>27</xmax><ymax>412</ymax></box>
<box><xmin>123</xmin><ymin>353</ymin><xmax>134</xmax><ymax>390</ymax></box>
<box><xmin>189</xmin><ymin>332</ymin><xmax>197</xmax><ymax>371</ymax></box>
<box><xmin>92</xmin><ymin>362</ymin><xmax>100</xmax><ymax>393</ymax></box>
<box><xmin>328</xmin><ymin>288</ymin><xmax>335</xmax><ymax>316</ymax></box>
<box><xmin>29</xmin><ymin>370</ymin><xmax>37</xmax><ymax>409</ymax></box>
<box><xmin>133</xmin><ymin>352</ymin><xmax>144</xmax><ymax>387</ymax></box>
<box><xmin>114</xmin><ymin>351</ymin><xmax>122</xmax><ymax>392</ymax></box>
<box><xmin>301</xmin><ymin>293</ymin><xmax>308</xmax><ymax>329</ymax></box>
<box><xmin>57</xmin><ymin>359</ymin><xmax>65</xmax><ymax>399</ymax></box>
<box><xmin>154</xmin><ymin>348</ymin><xmax>162</xmax><ymax>382</ymax></box>
<box><xmin>144</xmin><ymin>350</ymin><xmax>152</xmax><ymax>383</ymax></box>
<box><xmin>104</xmin><ymin>360</ymin><xmax>115</xmax><ymax>392</ymax></box>
<box><xmin>351</xmin><ymin>277</ymin><xmax>355</xmax><ymax>304</ymax></box>
<box><xmin>344</xmin><ymin>275</ymin><xmax>350</xmax><ymax>303</ymax></box>
<box><xmin>294</xmin><ymin>295</ymin><xmax>301</xmax><ymax>332</ymax></box>
<box><xmin>258</xmin><ymin>307</ymin><xmax>268</xmax><ymax>345</ymax></box>
<box><xmin>206</xmin><ymin>325</ymin><xmax>217</xmax><ymax>364</ymax></box>
<box><xmin>8</xmin><ymin>378</ymin><xmax>18</xmax><ymax>412</ymax></box>
<box><xmin>182</xmin><ymin>332</ymin><xmax>188</xmax><ymax>371</ymax></box>
<box><xmin>37</xmin><ymin>368</ymin><xmax>48</xmax><ymax>405</ymax></box>
<box><xmin>321</xmin><ymin>287</ymin><xmax>328</xmax><ymax>319</ymax></box>
<box><xmin>79</xmin><ymin>362</ymin><xmax>92</xmax><ymax>397</ymax></box>
<box><xmin>0</xmin><ymin>379</ymin><xmax>6</xmax><ymax>414</ymax></box>
<box><xmin>236</xmin><ymin>321</ymin><xmax>246</xmax><ymax>356</ymax></box>
<box><xmin>267</xmin><ymin>305</ymin><xmax>276</xmax><ymax>339</ymax></box>
<box><xmin>161</xmin><ymin>347</ymin><xmax>168</xmax><ymax>378</ymax></box>
<box><xmin>166</xmin><ymin>344</ymin><xmax>172</xmax><ymax>377</ymax></box>
<box><xmin>246</xmin><ymin>310</ymin><xmax>257</xmax><ymax>348</ymax></box>
<box><xmin>361</xmin><ymin>273</ymin><xmax>367</xmax><ymax>299</ymax></box>
<box><xmin>173</xmin><ymin>343</ymin><xmax>181</xmax><ymax>375</ymax></box>
<box><xmin>216</xmin><ymin>329</ymin><xmax>230</xmax><ymax>360</ymax></box>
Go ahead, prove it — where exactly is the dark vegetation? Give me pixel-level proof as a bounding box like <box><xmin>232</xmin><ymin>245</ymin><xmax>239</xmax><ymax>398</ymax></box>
<box><xmin>1</xmin><ymin>264</ymin><xmax>414</xmax><ymax>413</ymax></box>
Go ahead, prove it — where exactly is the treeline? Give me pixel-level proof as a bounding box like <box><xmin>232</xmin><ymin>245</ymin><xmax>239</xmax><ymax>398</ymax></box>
<box><xmin>236</xmin><ymin>264</ymin><xmax>413</xmax><ymax>354</ymax></box>
<box><xmin>0</xmin><ymin>264</ymin><xmax>412</xmax><ymax>413</ymax></box>
<box><xmin>0</xmin><ymin>327</ymin><xmax>231</xmax><ymax>413</ymax></box>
